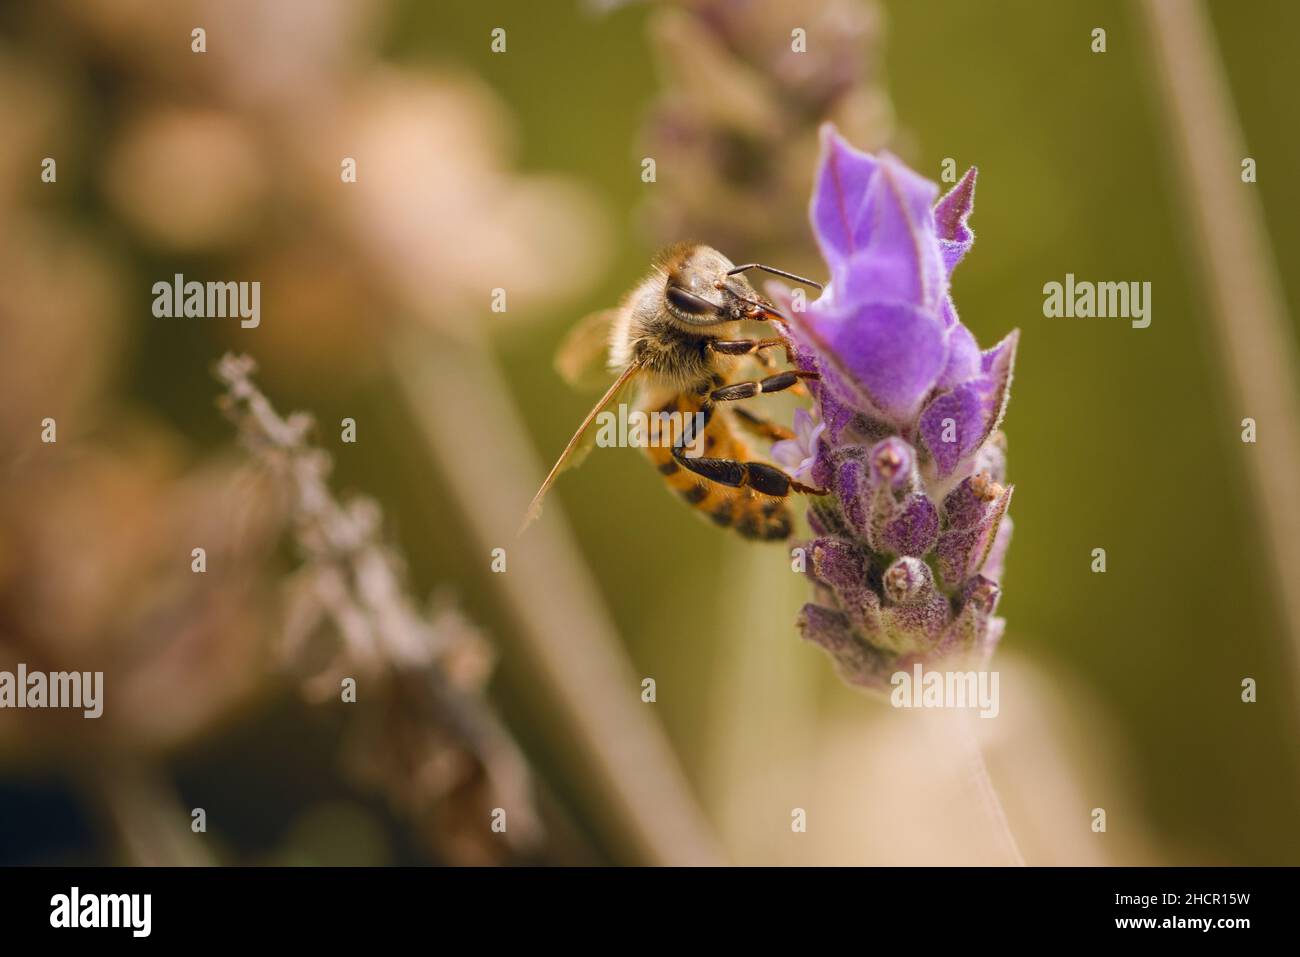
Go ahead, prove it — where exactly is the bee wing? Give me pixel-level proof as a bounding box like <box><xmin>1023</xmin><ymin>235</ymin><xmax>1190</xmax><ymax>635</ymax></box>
<box><xmin>520</xmin><ymin>362</ymin><xmax>642</xmax><ymax>534</ymax></box>
<box><xmin>554</xmin><ymin>308</ymin><xmax>620</xmax><ymax>390</ymax></box>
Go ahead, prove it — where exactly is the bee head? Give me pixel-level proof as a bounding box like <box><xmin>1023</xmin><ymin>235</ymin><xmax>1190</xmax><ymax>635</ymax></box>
<box><xmin>662</xmin><ymin>244</ymin><xmax>763</xmax><ymax>327</ymax></box>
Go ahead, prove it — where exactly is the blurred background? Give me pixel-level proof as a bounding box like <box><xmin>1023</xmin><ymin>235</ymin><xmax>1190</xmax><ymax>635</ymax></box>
<box><xmin>2</xmin><ymin>0</ymin><xmax>1298</xmax><ymax>866</ymax></box>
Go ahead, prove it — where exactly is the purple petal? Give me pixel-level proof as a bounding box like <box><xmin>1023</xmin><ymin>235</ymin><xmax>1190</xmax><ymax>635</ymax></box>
<box><xmin>771</xmin><ymin>411</ymin><xmax>814</xmax><ymax>470</ymax></box>
<box><xmin>935</xmin><ymin>483</ymin><xmax>1013</xmax><ymax>590</ymax></box>
<box><xmin>935</xmin><ymin>576</ymin><xmax>1001</xmax><ymax>661</ymax></box>
<box><xmin>791</xmin><ymin>407</ymin><xmax>815</xmax><ymax>443</ymax></box>
<box><xmin>935</xmin><ymin>318</ymin><xmax>980</xmax><ymax>390</ymax></box>
<box><xmin>807</xmin><ymin>298</ymin><xmax>949</xmax><ymax>426</ymax></box>
<box><xmin>918</xmin><ymin>385</ymin><xmax>985</xmax><ymax>475</ymax></box>
<box><xmin>942</xmin><ymin>470</ymin><xmax>1004</xmax><ymax>530</ymax></box>
<box><xmin>983</xmin><ymin>513</ymin><xmax>1013</xmax><ymax>583</ymax></box>
<box><xmin>770</xmin><ymin>438</ymin><xmax>803</xmax><ymax>470</ymax></box>
<box><xmin>934</xmin><ymin>166</ymin><xmax>976</xmax><ymax>274</ymax></box>
<box><xmin>816</xmin><ymin>369</ymin><xmax>860</xmax><ymax>442</ymax></box>
<box><xmin>797</xmin><ymin>602</ymin><xmax>890</xmax><ymax>690</ymax></box>
<box><xmin>798</xmin><ymin>129</ymin><xmax>957</xmax><ymax>425</ymax></box>
<box><xmin>811</xmin><ymin>537</ymin><xmax>882</xmax><ymax>635</ymax></box>
<box><xmin>835</xmin><ymin>454</ymin><xmax>869</xmax><ymax>537</ymax></box>
<box><xmin>810</xmin><ymin>124</ymin><xmax>880</xmax><ymax>270</ymax></box>
<box><xmin>879</xmin><ymin>494</ymin><xmax>940</xmax><ymax>557</ymax></box>
<box><xmin>918</xmin><ymin>329</ymin><xmax>1018</xmax><ymax>476</ymax></box>
<box><xmin>939</xmin><ymin>295</ymin><xmax>959</xmax><ymax>329</ymax></box>
<box><xmin>981</xmin><ymin>329</ymin><xmax>1018</xmax><ymax>374</ymax></box>
<box><xmin>811</xmin><ymin>433</ymin><xmax>837</xmax><ymax>492</ymax></box>
<box><xmin>838</xmin><ymin>246</ymin><xmax>935</xmax><ymax>310</ymax></box>
<box><xmin>797</xmin><ymin>602</ymin><xmax>852</xmax><ymax>650</ymax></box>
<box><xmin>765</xmin><ymin>287</ymin><xmax>868</xmax><ymax>443</ymax></box>
<box><xmin>835</xmin><ymin>155</ymin><xmax>946</xmax><ymax>308</ymax></box>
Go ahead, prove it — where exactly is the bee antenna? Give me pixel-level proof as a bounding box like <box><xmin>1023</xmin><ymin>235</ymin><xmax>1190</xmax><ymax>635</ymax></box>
<box><xmin>727</xmin><ymin>263</ymin><xmax>824</xmax><ymax>291</ymax></box>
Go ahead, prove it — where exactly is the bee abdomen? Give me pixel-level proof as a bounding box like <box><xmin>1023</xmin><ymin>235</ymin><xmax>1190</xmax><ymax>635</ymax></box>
<box><xmin>675</xmin><ymin>479</ymin><xmax>792</xmax><ymax>541</ymax></box>
<box><xmin>729</xmin><ymin>494</ymin><xmax>794</xmax><ymax>541</ymax></box>
<box><xmin>643</xmin><ymin>407</ymin><xmax>794</xmax><ymax>542</ymax></box>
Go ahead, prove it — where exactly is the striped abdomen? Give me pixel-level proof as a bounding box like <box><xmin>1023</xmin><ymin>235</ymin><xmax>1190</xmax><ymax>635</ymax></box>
<box><xmin>643</xmin><ymin>392</ymin><xmax>793</xmax><ymax>541</ymax></box>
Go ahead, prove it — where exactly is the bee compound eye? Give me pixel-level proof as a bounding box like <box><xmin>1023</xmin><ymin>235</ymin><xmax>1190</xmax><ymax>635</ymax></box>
<box><xmin>665</xmin><ymin>284</ymin><xmax>720</xmax><ymax>317</ymax></box>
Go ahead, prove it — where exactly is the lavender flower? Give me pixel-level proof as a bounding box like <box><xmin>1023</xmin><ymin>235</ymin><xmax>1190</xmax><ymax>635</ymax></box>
<box><xmin>216</xmin><ymin>354</ymin><xmax>541</xmax><ymax>864</ymax></box>
<box><xmin>780</xmin><ymin>125</ymin><xmax>1018</xmax><ymax>689</ymax></box>
<box><xmin>770</xmin><ymin>408</ymin><xmax>826</xmax><ymax>483</ymax></box>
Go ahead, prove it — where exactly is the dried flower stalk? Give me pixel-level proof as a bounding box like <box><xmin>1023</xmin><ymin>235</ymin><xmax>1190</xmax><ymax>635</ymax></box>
<box><xmin>215</xmin><ymin>352</ymin><xmax>540</xmax><ymax>864</ymax></box>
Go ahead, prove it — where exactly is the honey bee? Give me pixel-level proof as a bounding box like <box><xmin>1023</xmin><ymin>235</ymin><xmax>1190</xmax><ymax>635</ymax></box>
<box><xmin>523</xmin><ymin>242</ymin><xmax>827</xmax><ymax>540</ymax></box>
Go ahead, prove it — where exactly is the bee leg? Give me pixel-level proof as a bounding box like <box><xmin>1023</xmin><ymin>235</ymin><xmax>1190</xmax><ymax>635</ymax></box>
<box><xmin>731</xmin><ymin>407</ymin><xmax>795</xmax><ymax>443</ymax></box>
<box><xmin>710</xmin><ymin>338</ymin><xmax>811</xmax><ymax>392</ymax></box>
<box><xmin>671</xmin><ymin>444</ymin><xmax>826</xmax><ymax>497</ymax></box>
<box><xmin>708</xmin><ymin>370</ymin><xmax>819</xmax><ymax>403</ymax></box>
<box><xmin>673</xmin><ymin>404</ymin><xmax>826</xmax><ymax>497</ymax></box>
<box><xmin>708</xmin><ymin>338</ymin><xmax>787</xmax><ymax>358</ymax></box>
<box><xmin>752</xmin><ymin>348</ymin><xmax>812</xmax><ymax>395</ymax></box>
